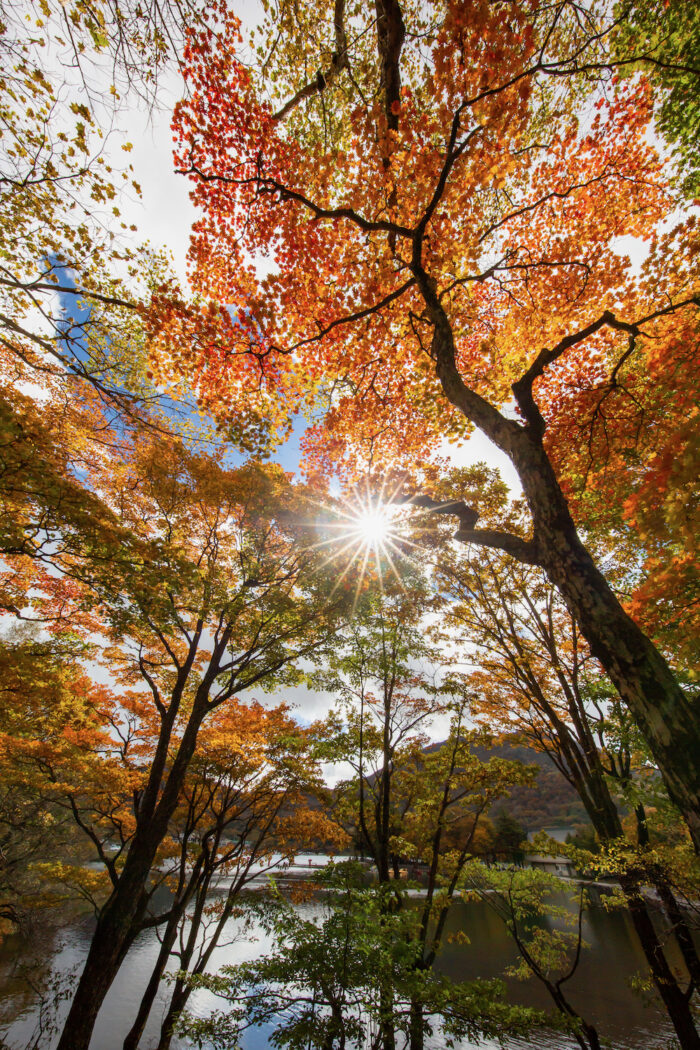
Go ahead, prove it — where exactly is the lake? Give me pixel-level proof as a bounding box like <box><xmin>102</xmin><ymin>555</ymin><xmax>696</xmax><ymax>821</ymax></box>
<box><xmin>0</xmin><ymin>856</ymin><xmax>677</xmax><ymax>1050</ymax></box>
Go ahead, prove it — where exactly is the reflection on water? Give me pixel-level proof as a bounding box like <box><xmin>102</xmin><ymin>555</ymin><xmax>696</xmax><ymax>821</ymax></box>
<box><xmin>436</xmin><ymin>897</ymin><xmax>674</xmax><ymax>1048</ymax></box>
<box><xmin>0</xmin><ymin>863</ymin><xmax>675</xmax><ymax>1050</ymax></box>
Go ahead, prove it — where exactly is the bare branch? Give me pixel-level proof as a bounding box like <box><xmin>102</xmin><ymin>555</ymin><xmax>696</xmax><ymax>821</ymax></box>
<box><xmin>395</xmin><ymin>493</ymin><xmax>541</xmax><ymax>565</ymax></box>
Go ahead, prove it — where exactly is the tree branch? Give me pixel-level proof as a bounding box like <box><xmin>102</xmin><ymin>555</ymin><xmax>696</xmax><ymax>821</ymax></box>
<box><xmin>0</xmin><ymin>276</ymin><xmax>139</xmax><ymax>312</ymax></box>
<box><xmin>512</xmin><ymin>295</ymin><xmax>700</xmax><ymax>434</ymax></box>
<box><xmin>396</xmin><ymin>493</ymin><xmax>541</xmax><ymax>564</ymax></box>
<box><xmin>180</xmin><ymin>165</ymin><xmax>413</xmax><ymax>239</ymax></box>
<box><xmin>272</xmin><ymin>0</ymin><xmax>350</xmax><ymax>121</ymax></box>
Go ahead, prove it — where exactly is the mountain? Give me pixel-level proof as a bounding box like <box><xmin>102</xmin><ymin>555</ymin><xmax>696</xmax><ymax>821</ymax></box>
<box><xmin>428</xmin><ymin>736</ymin><xmax>589</xmax><ymax>832</ymax></box>
<box><xmin>484</xmin><ymin>741</ymin><xmax>588</xmax><ymax>831</ymax></box>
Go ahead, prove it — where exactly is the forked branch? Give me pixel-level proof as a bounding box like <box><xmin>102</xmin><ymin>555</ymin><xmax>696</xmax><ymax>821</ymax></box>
<box><xmin>512</xmin><ymin>295</ymin><xmax>700</xmax><ymax>434</ymax></box>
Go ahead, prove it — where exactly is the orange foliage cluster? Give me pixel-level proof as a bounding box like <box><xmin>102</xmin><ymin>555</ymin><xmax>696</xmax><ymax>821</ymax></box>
<box><xmin>158</xmin><ymin>0</ymin><xmax>683</xmax><ymax>481</ymax></box>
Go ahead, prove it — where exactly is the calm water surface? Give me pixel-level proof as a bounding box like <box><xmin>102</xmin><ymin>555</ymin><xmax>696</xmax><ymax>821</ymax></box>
<box><xmin>0</xmin><ymin>857</ymin><xmax>678</xmax><ymax>1050</ymax></box>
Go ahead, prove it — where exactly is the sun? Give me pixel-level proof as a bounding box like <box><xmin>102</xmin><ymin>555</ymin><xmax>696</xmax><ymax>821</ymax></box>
<box><xmin>300</xmin><ymin>482</ymin><xmax>426</xmax><ymax>613</ymax></box>
<box><xmin>354</xmin><ymin>508</ymin><xmax>391</xmax><ymax>546</ymax></box>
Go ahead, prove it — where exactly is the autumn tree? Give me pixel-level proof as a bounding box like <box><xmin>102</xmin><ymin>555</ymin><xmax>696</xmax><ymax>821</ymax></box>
<box><xmin>126</xmin><ymin>702</ymin><xmax>344</xmax><ymax>1050</ymax></box>
<box><xmin>313</xmin><ymin>586</ymin><xmax>533</xmax><ymax>1050</ymax></box>
<box><xmin>168</xmin><ymin>0</ymin><xmax>700</xmax><ymax>848</ymax></box>
<box><xmin>395</xmin><ymin>714</ymin><xmax>534</xmax><ymax>1050</ymax></box>
<box><xmin>612</xmin><ymin>0</ymin><xmax>700</xmax><ymax>197</ymax></box>
<box><xmin>491</xmin><ymin>811</ymin><xmax>527</xmax><ymax>864</ymax></box>
<box><xmin>313</xmin><ymin>587</ymin><xmax>447</xmax><ymax>883</ymax></box>
<box><xmin>0</xmin><ymin>0</ymin><xmax>290</xmax><ymax>485</ymax></box>
<box><xmin>463</xmin><ymin>865</ymin><xmax>602</xmax><ymax>1050</ymax></box>
<box><xmin>0</xmin><ymin>345</ymin><xmax>347</xmax><ymax>1050</ymax></box>
<box><xmin>437</xmin><ymin>514</ymin><xmax>700</xmax><ymax>1048</ymax></box>
<box><xmin>0</xmin><ymin>0</ymin><xmax>157</xmax><ymax>394</ymax></box>
<box><xmin>312</xmin><ymin>587</ymin><xmax>447</xmax><ymax>1050</ymax></box>
<box><xmin>0</xmin><ymin>633</ymin><xmax>107</xmax><ymax>931</ymax></box>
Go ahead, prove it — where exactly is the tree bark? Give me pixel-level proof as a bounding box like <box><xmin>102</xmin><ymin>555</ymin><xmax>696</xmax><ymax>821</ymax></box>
<box><xmin>408</xmin><ymin>998</ymin><xmax>423</xmax><ymax>1050</ymax></box>
<box><xmin>621</xmin><ymin>876</ymin><xmax>700</xmax><ymax>1050</ymax></box>
<box><xmin>418</xmin><ymin>269</ymin><xmax>700</xmax><ymax>850</ymax></box>
<box><xmin>53</xmin><ymin>898</ymin><xmax>141</xmax><ymax>1050</ymax></box>
<box><xmin>515</xmin><ymin>437</ymin><xmax>700</xmax><ymax>853</ymax></box>
<box><xmin>555</xmin><ymin>735</ymin><xmax>700</xmax><ymax>1048</ymax></box>
<box><xmin>378</xmin><ymin>984</ymin><xmax>396</xmax><ymax>1050</ymax></box>
<box><xmin>55</xmin><ymin>694</ymin><xmax>209</xmax><ymax>1050</ymax></box>
<box><xmin>655</xmin><ymin>877</ymin><xmax>700</xmax><ymax>992</ymax></box>
<box><xmin>635</xmin><ymin>803</ymin><xmax>700</xmax><ymax>992</ymax></box>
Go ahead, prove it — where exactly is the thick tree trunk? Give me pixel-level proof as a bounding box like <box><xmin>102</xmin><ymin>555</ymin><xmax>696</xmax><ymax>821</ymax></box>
<box><xmin>516</xmin><ymin>441</ymin><xmax>700</xmax><ymax>851</ymax></box>
<box><xmin>53</xmin><ymin>913</ymin><xmax>136</xmax><ymax>1050</ymax></box>
<box><xmin>320</xmin><ymin>996</ymin><xmax>347</xmax><ymax>1050</ymax></box>
<box><xmin>425</xmin><ymin>284</ymin><xmax>700</xmax><ymax>850</ymax></box>
<box><xmin>54</xmin><ymin>848</ymin><xmax>153</xmax><ymax>1050</ymax></box>
<box><xmin>558</xmin><ymin>739</ymin><xmax>700</xmax><ymax>1047</ymax></box>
